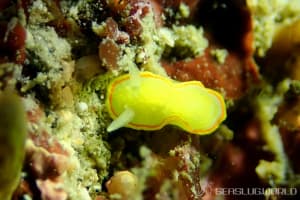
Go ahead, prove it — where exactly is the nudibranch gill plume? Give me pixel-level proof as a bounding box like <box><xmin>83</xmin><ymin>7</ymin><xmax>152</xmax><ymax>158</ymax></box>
<box><xmin>106</xmin><ymin>71</ymin><xmax>226</xmax><ymax>135</ymax></box>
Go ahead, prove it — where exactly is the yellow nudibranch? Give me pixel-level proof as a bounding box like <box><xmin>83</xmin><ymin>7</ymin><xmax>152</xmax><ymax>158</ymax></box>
<box><xmin>106</xmin><ymin>71</ymin><xmax>226</xmax><ymax>135</ymax></box>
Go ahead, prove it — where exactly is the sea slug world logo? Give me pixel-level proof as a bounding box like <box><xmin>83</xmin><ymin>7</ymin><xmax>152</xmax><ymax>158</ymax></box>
<box><xmin>215</xmin><ymin>187</ymin><xmax>298</xmax><ymax>196</ymax></box>
<box><xmin>201</xmin><ymin>181</ymin><xmax>298</xmax><ymax>198</ymax></box>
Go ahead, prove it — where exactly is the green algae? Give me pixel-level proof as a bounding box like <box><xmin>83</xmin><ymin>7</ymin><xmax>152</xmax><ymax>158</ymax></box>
<box><xmin>254</xmin><ymin>80</ymin><xmax>290</xmax><ymax>184</ymax></box>
<box><xmin>0</xmin><ymin>92</ymin><xmax>27</xmax><ymax>200</ymax></box>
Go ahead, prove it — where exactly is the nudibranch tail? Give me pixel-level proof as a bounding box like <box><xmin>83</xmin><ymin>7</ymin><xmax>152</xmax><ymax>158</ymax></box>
<box><xmin>106</xmin><ymin>71</ymin><xmax>227</xmax><ymax>135</ymax></box>
<box><xmin>167</xmin><ymin>85</ymin><xmax>227</xmax><ymax>134</ymax></box>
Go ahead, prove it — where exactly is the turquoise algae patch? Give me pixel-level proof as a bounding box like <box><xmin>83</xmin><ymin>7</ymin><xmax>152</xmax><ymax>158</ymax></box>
<box><xmin>106</xmin><ymin>72</ymin><xmax>226</xmax><ymax>135</ymax></box>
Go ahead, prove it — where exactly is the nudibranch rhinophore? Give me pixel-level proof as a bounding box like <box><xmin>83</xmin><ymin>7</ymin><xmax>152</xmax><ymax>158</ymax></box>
<box><xmin>106</xmin><ymin>71</ymin><xmax>227</xmax><ymax>135</ymax></box>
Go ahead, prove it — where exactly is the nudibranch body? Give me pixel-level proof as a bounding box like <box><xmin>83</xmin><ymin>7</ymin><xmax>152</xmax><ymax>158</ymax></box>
<box><xmin>106</xmin><ymin>71</ymin><xmax>226</xmax><ymax>135</ymax></box>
